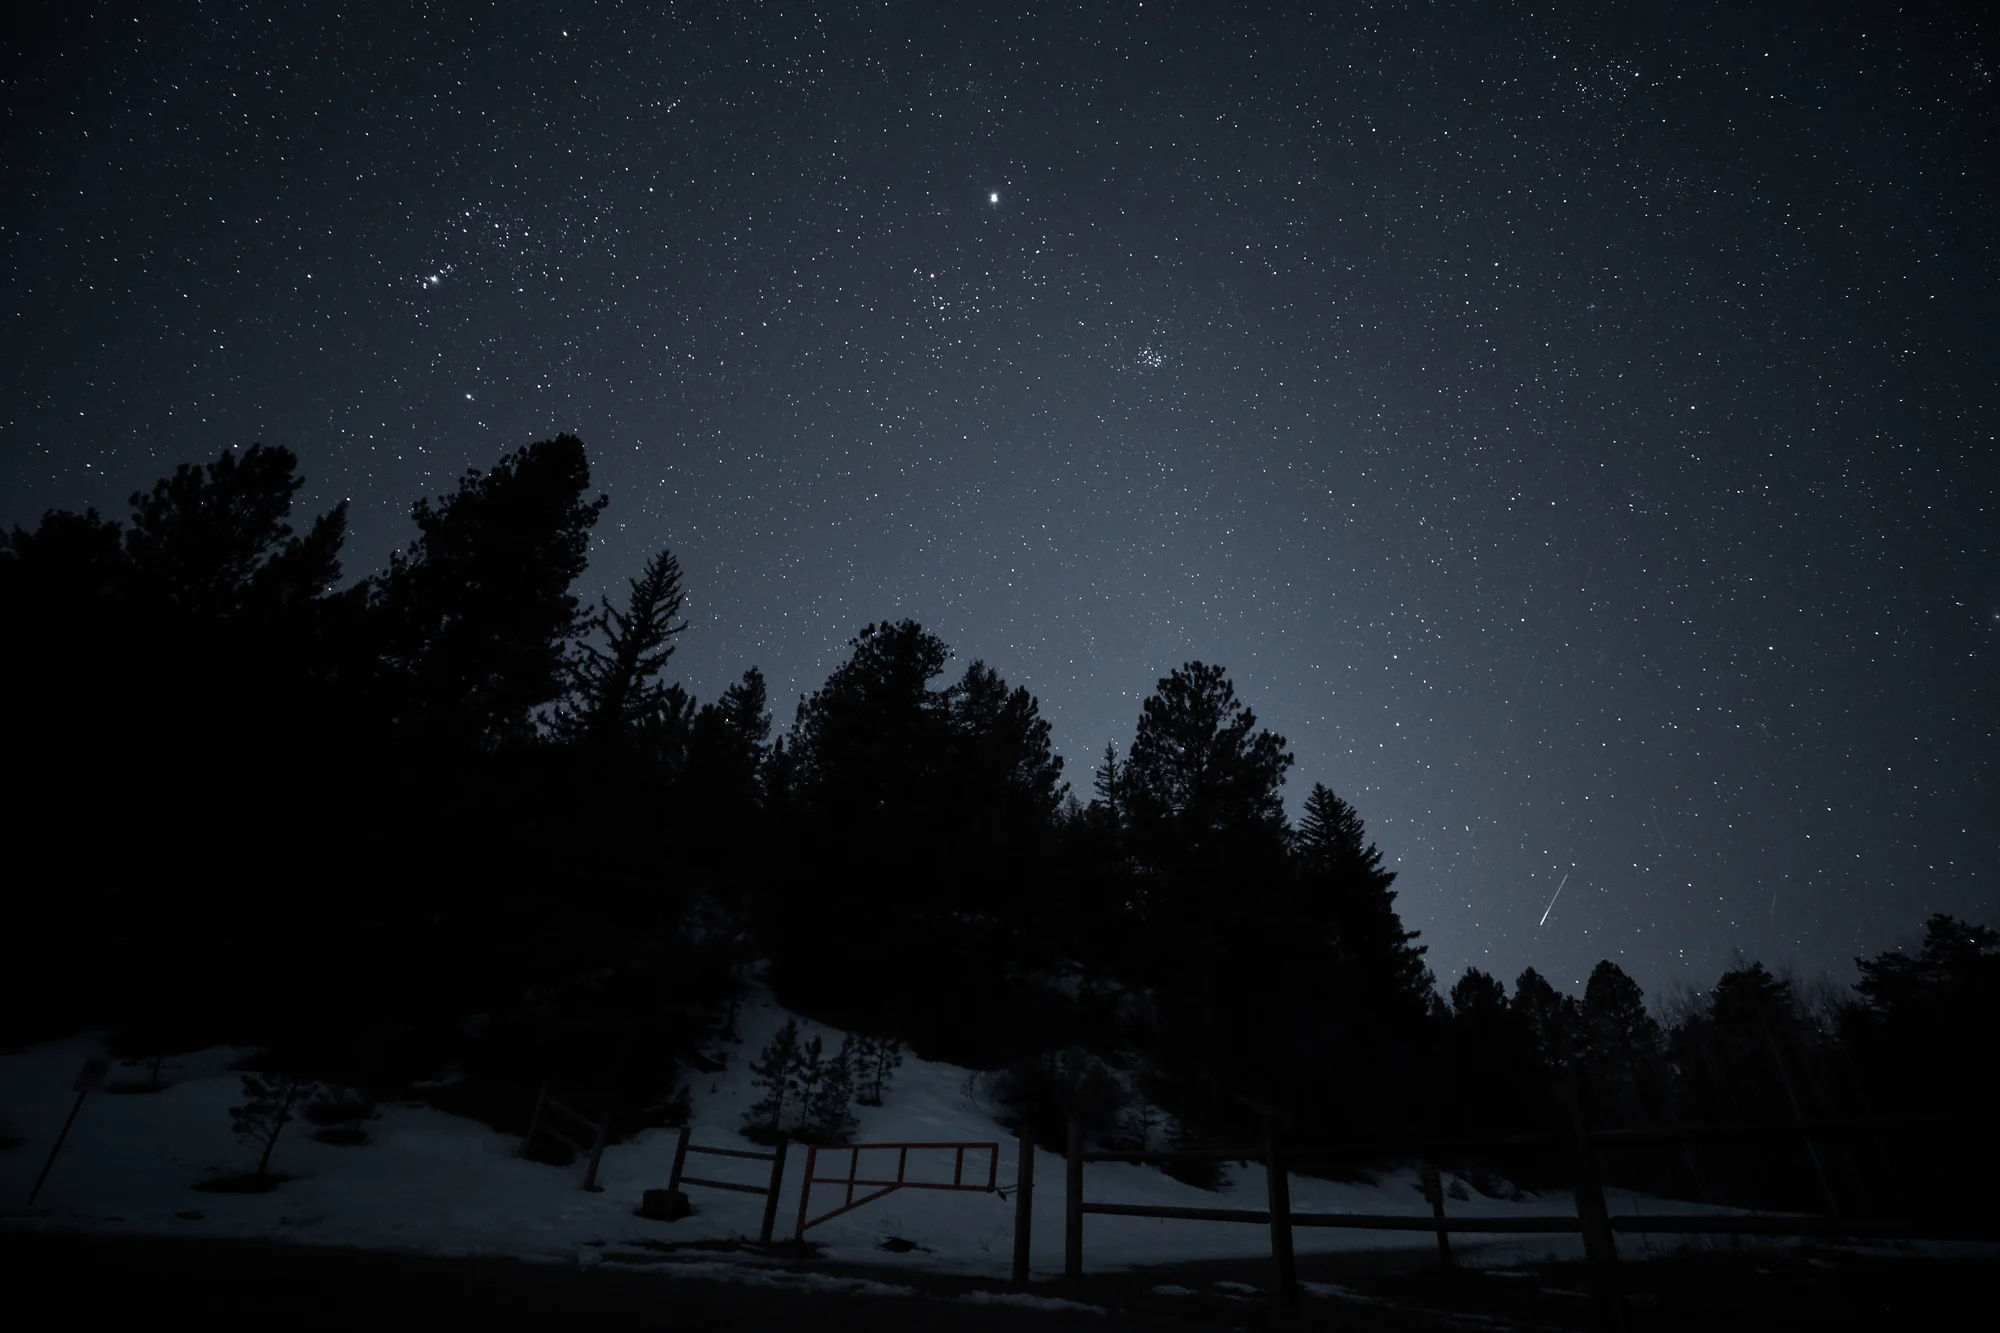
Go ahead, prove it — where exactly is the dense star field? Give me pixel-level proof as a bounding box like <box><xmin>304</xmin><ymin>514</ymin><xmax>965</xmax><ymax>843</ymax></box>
<box><xmin>3</xmin><ymin>2</ymin><xmax>1994</xmax><ymax>995</ymax></box>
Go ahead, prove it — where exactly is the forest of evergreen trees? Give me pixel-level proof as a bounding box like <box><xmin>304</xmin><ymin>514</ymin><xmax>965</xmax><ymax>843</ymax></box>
<box><xmin>4</xmin><ymin>436</ymin><xmax>1993</xmax><ymax>1215</ymax></box>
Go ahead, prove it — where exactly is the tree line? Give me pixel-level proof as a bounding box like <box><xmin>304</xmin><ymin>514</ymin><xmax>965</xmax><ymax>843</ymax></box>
<box><xmin>3</xmin><ymin>436</ymin><xmax>1992</xmax><ymax>1213</ymax></box>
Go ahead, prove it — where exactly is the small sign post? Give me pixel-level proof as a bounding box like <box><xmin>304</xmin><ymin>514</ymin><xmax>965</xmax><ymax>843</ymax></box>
<box><xmin>26</xmin><ymin>1057</ymin><xmax>109</xmax><ymax>1206</ymax></box>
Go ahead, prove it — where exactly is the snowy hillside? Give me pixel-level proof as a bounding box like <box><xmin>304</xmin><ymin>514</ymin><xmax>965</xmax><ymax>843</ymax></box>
<box><xmin>0</xmin><ymin>986</ymin><xmax>1735</xmax><ymax>1279</ymax></box>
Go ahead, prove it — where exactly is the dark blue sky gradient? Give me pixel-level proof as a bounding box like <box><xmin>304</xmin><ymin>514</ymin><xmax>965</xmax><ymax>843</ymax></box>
<box><xmin>4</xmin><ymin>2</ymin><xmax>1995</xmax><ymax>997</ymax></box>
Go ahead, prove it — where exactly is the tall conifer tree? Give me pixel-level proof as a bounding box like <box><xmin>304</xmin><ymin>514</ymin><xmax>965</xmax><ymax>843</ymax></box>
<box><xmin>561</xmin><ymin>547</ymin><xmax>688</xmax><ymax>749</ymax></box>
<box><xmin>1295</xmin><ymin>782</ymin><xmax>1431</xmax><ymax>1021</ymax></box>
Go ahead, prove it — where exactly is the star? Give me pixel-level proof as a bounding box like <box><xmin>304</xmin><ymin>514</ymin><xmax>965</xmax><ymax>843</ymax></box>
<box><xmin>988</xmin><ymin>192</ymin><xmax>999</xmax><ymax>204</ymax></box>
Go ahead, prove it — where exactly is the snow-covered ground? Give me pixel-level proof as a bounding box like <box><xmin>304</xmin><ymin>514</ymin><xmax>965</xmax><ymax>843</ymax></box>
<box><xmin>0</xmin><ymin>987</ymin><xmax>1752</xmax><ymax>1281</ymax></box>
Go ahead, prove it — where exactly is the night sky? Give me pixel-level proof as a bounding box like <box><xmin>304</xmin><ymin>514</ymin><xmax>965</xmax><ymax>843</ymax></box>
<box><xmin>5</xmin><ymin>2</ymin><xmax>1995</xmax><ymax>999</ymax></box>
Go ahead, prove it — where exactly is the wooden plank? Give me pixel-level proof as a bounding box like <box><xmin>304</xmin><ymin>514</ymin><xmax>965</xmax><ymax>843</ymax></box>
<box><xmin>759</xmin><ymin>1138</ymin><xmax>789</xmax><ymax>1245</ymax></box>
<box><xmin>799</xmin><ymin>1175</ymin><xmax>989</xmax><ymax>1191</ymax></box>
<box><xmin>793</xmin><ymin>1146</ymin><xmax>818</xmax><ymax>1242</ymax></box>
<box><xmin>687</xmin><ymin>1144</ymin><xmax>776</xmax><ymax>1161</ymax></box>
<box><xmin>1590</xmin><ymin>1115</ymin><xmax>2000</xmax><ymax>1145</ymax></box>
<box><xmin>1287</xmin><ymin>1133</ymin><xmax>1561</xmax><ymax>1164</ymax></box>
<box><xmin>581</xmin><ymin>1101</ymin><xmax>611</xmax><ymax>1193</ymax></box>
<box><xmin>1082</xmin><ymin>1202</ymin><xmax>1270</xmax><ymax>1224</ymax></box>
<box><xmin>1608</xmin><ymin>1215</ymin><xmax>2000</xmax><ymax>1241</ymax></box>
<box><xmin>816</xmin><ymin>1140</ymin><xmax>999</xmax><ymax>1151</ymax></box>
<box><xmin>1264</xmin><ymin>1120</ymin><xmax>1296</xmax><ymax>1314</ymax></box>
<box><xmin>665</xmin><ymin>1125</ymin><xmax>690</xmax><ymax>1199</ymax></box>
<box><xmin>1557</xmin><ymin>1083</ymin><xmax>1627</xmax><ymax>1333</ymax></box>
<box><xmin>681</xmin><ymin>1175</ymin><xmax>770</xmax><ymax>1195</ymax></box>
<box><xmin>1069</xmin><ymin>1203</ymin><xmax>1990</xmax><ymax>1242</ymax></box>
<box><xmin>1011</xmin><ymin>1121</ymin><xmax>1034</xmax><ymax>1285</ymax></box>
<box><xmin>1064</xmin><ymin>1121</ymin><xmax>1084</xmax><ymax>1279</ymax></box>
<box><xmin>1291</xmin><ymin>1212</ymin><xmax>1584</xmax><ymax>1233</ymax></box>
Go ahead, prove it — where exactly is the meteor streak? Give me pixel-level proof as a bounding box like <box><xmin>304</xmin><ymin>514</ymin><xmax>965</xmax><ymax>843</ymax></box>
<box><xmin>1538</xmin><ymin>872</ymin><xmax>1571</xmax><ymax>927</ymax></box>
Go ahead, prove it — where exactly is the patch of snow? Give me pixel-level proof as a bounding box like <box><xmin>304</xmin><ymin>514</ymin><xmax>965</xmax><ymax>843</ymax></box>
<box><xmin>958</xmin><ymin>1290</ymin><xmax>1106</xmax><ymax>1314</ymax></box>
<box><xmin>0</xmin><ymin>987</ymin><xmax>1778</xmax><ymax>1282</ymax></box>
<box><xmin>643</xmin><ymin>1260</ymin><xmax>920</xmax><ymax>1298</ymax></box>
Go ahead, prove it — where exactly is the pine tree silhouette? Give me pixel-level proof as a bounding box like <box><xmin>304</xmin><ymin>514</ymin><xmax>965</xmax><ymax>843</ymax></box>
<box><xmin>854</xmin><ymin>1035</ymin><xmax>904</xmax><ymax>1107</ymax></box>
<box><xmin>229</xmin><ymin>1073</ymin><xmax>317</xmax><ymax>1181</ymax></box>
<box><xmin>744</xmin><ymin>1018</ymin><xmax>801</xmax><ymax>1139</ymax></box>
<box><xmin>1296</xmin><ymin>783</ymin><xmax>1432</xmax><ymax>1022</ymax></box>
<box><xmin>560</xmin><ymin>547</ymin><xmax>687</xmax><ymax>749</ymax></box>
<box><xmin>1513</xmin><ymin>967</ymin><xmax>1583</xmax><ymax>1077</ymax></box>
<box><xmin>1581</xmin><ymin>960</ymin><xmax>1662</xmax><ymax>1115</ymax></box>
<box><xmin>804</xmin><ymin>1036</ymin><xmax>859</xmax><ymax>1143</ymax></box>
<box><xmin>786</xmin><ymin>1035</ymin><xmax>826</xmax><ymax>1135</ymax></box>
<box><xmin>372</xmin><ymin>435</ymin><xmax>606</xmax><ymax>749</ymax></box>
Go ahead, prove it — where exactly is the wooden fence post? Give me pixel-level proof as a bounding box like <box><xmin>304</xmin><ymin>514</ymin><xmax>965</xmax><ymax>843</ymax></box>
<box><xmin>760</xmin><ymin>1136</ymin><xmax>789</xmax><ymax>1245</ymax></box>
<box><xmin>666</xmin><ymin>1124</ymin><xmax>691</xmax><ymax>1199</ymax></box>
<box><xmin>1064</xmin><ymin>1119</ymin><xmax>1084</xmax><ymax>1280</ymax></box>
<box><xmin>581</xmin><ymin>1102</ymin><xmax>611</xmax><ymax>1193</ymax></box>
<box><xmin>1556</xmin><ymin>1083</ymin><xmax>1626</xmax><ymax>1333</ymax></box>
<box><xmin>25</xmin><ymin>1088</ymin><xmax>92</xmax><ymax>1207</ymax></box>
<box><xmin>1264</xmin><ymin>1116</ymin><xmax>1297</xmax><ymax>1314</ymax></box>
<box><xmin>793</xmin><ymin>1143</ymin><xmax>818</xmax><ymax>1242</ymax></box>
<box><xmin>523</xmin><ymin>1080</ymin><xmax>549</xmax><ymax>1157</ymax></box>
<box><xmin>1012</xmin><ymin>1120</ymin><xmax>1036</xmax><ymax>1284</ymax></box>
<box><xmin>1422</xmin><ymin>1164</ymin><xmax>1453</xmax><ymax>1267</ymax></box>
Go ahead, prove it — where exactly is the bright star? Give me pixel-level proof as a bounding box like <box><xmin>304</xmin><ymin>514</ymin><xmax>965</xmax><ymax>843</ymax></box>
<box><xmin>989</xmin><ymin>192</ymin><xmax>999</xmax><ymax>204</ymax></box>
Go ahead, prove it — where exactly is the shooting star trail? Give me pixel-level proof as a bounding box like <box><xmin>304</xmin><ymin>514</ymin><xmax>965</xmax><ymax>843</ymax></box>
<box><xmin>1538</xmin><ymin>872</ymin><xmax>1571</xmax><ymax>927</ymax></box>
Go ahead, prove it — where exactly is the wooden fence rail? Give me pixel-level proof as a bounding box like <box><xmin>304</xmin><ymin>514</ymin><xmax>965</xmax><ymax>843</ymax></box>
<box><xmin>1060</xmin><ymin>1096</ymin><xmax>2000</xmax><ymax>1330</ymax></box>
<box><xmin>522</xmin><ymin>1083</ymin><xmax>611</xmax><ymax>1192</ymax></box>
<box><xmin>659</xmin><ymin>1125</ymin><xmax>790</xmax><ymax>1244</ymax></box>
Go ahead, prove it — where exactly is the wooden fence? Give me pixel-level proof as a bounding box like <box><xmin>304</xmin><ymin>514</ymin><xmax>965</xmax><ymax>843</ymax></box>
<box><xmin>1060</xmin><ymin>1091</ymin><xmax>2000</xmax><ymax>1330</ymax></box>
<box><xmin>661</xmin><ymin>1125</ymin><xmax>790</xmax><ymax>1244</ymax></box>
<box><xmin>522</xmin><ymin>1082</ymin><xmax>611</xmax><ymax>1192</ymax></box>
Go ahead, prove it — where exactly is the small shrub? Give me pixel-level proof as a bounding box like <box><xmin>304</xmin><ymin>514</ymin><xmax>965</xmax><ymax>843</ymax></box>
<box><xmin>304</xmin><ymin>1086</ymin><xmax>379</xmax><ymax>1145</ymax></box>
<box><xmin>230</xmin><ymin>1073</ymin><xmax>318</xmax><ymax>1180</ymax></box>
<box><xmin>1114</xmin><ymin>1099</ymin><xmax>1164</xmax><ymax>1152</ymax></box>
<box><xmin>743</xmin><ymin>1022</ymin><xmax>860</xmax><ymax>1144</ymax></box>
<box><xmin>786</xmin><ymin>1035</ymin><xmax>827</xmax><ymax>1133</ymax></box>
<box><xmin>853</xmin><ymin>1035</ymin><xmax>904</xmax><ymax>1107</ymax></box>
<box><xmin>803</xmin><ymin>1036</ymin><xmax>858</xmax><ymax>1144</ymax></box>
<box><xmin>103</xmin><ymin>1057</ymin><xmax>173</xmax><ymax>1094</ymax></box>
<box><xmin>645</xmin><ymin>1081</ymin><xmax>692</xmax><ymax>1129</ymax></box>
<box><xmin>986</xmin><ymin>1048</ymin><xmax>1128</xmax><ymax>1153</ymax></box>
<box><xmin>743</xmin><ymin>1018</ymin><xmax>801</xmax><ymax>1143</ymax></box>
<box><xmin>1158</xmin><ymin>1115</ymin><xmax>1227</xmax><ymax>1192</ymax></box>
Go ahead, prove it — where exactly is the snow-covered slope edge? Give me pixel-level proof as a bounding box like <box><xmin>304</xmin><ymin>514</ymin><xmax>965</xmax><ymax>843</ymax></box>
<box><xmin>0</xmin><ymin>987</ymin><xmax>1738</xmax><ymax>1277</ymax></box>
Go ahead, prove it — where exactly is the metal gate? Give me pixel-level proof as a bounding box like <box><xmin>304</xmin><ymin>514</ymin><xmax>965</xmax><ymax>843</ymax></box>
<box><xmin>793</xmin><ymin>1140</ymin><xmax>999</xmax><ymax>1239</ymax></box>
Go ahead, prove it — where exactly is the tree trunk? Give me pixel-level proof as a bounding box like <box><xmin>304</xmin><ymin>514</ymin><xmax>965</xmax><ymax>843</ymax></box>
<box><xmin>255</xmin><ymin>1080</ymin><xmax>299</xmax><ymax>1179</ymax></box>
